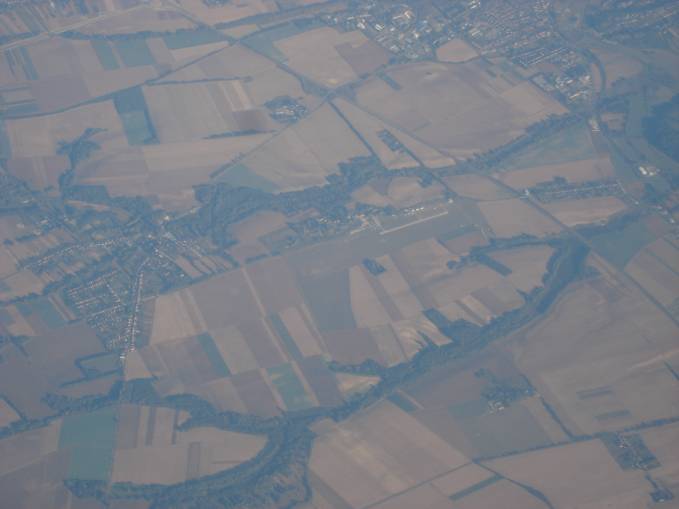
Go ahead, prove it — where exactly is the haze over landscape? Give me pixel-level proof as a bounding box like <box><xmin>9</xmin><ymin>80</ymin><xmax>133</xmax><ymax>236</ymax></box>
<box><xmin>0</xmin><ymin>0</ymin><xmax>678</xmax><ymax>508</ymax></box>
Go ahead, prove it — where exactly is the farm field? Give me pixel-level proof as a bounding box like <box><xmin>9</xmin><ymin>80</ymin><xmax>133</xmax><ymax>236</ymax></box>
<box><xmin>354</xmin><ymin>60</ymin><xmax>567</xmax><ymax>158</ymax></box>
<box><xmin>0</xmin><ymin>1</ymin><xmax>678</xmax><ymax>509</ymax></box>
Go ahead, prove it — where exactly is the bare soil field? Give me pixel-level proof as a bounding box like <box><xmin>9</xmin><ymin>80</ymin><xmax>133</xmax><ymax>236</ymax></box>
<box><xmin>333</xmin><ymin>98</ymin><xmax>418</xmax><ymax>169</ymax></box>
<box><xmin>348</xmin><ymin>265</ymin><xmax>392</xmax><ymax>329</ymax></box>
<box><xmin>498</xmin><ymin>157</ymin><xmax>615</xmax><ymax>189</ymax></box>
<box><xmin>243</xmin><ymin>103</ymin><xmax>370</xmax><ymax>190</ymax></box>
<box><xmin>355</xmin><ymin>61</ymin><xmax>567</xmax><ymax>157</ymax></box>
<box><xmin>641</xmin><ymin>422</ymin><xmax>679</xmax><ymax>492</ymax></box>
<box><xmin>143</xmin><ymin>82</ymin><xmax>244</xmax><ymax>142</ymax></box>
<box><xmin>79</xmin><ymin>7</ymin><xmax>196</xmax><ymax>35</ymax></box>
<box><xmin>150</xmin><ymin>290</ymin><xmax>206</xmax><ymax>345</ymax></box>
<box><xmin>542</xmin><ymin>196</ymin><xmax>627</xmax><ymax>227</ymax></box>
<box><xmin>6</xmin><ymin>101</ymin><xmax>127</xmax><ymax>158</ymax></box>
<box><xmin>478</xmin><ymin>199</ymin><xmax>562</xmax><ymax>237</ymax></box>
<box><xmin>5</xmin><ymin>155</ymin><xmax>68</xmax><ymax>190</ymax></box>
<box><xmin>490</xmin><ymin>245</ymin><xmax>554</xmax><ymax>293</ymax></box>
<box><xmin>430</xmin><ymin>463</ymin><xmax>494</xmax><ymax>497</ymax></box>
<box><xmin>485</xmin><ymin>440</ymin><xmax>649</xmax><ymax>508</ymax></box>
<box><xmin>309</xmin><ymin>401</ymin><xmax>468</xmax><ymax>508</ymax></box>
<box><xmin>436</xmin><ymin>38</ymin><xmax>479</xmax><ymax>63</ymax></box>
<box><xmin>626</xmin><ymin>249</ymin><xmax>679</xmax><ymax>308</ymax></box>
<box><xmin>175</xmin><ymin>0</ymin><xmax>277</xmax><ymax>25</ymax></box>
<box><xmin>0</xmin><ymin>415</ymin><xmax>62</xmax><ymax>470</ymax></box>
<box><xmin>0</xmin><ymin>399</ymin><xmax>20</xmax><ymax>428</ymax></box>
<box><xmin>274</xmin><ymin>28</ymin><xmax>369</xmax><ymax>87</ymax></box>
<box><xmin>451</xmin><ymin>479</ymin><xmax>546</xmax><ymax>509</ymax></box>
<box><xmin>592</xmin><ymin>48</ymin><xmax>644</xmax><ymax>89</ymax></box>
<box><xmin>506</xmin><ymin>279</ymin><xmax>679</xmax><ymax>435</ymax></box>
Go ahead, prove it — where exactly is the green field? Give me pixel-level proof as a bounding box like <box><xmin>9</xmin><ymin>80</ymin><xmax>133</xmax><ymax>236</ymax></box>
<box><xmin>163</xmin><ymin>29</ymin><xmax>225</xmax><ymax>50</ymax></box>
<box><xmin>113</xmin><ymin>39</ymin><xmax>155</xmax><ymax>67</ymax></box>
<box><xmin>499</xmin><ymin>123</ymin><xmax>596</xmax><ymax>171</ymax></box>
<box><xmin>16</xmin><ymin>297</ymin><xmax>65</xmax><ymax>328</ymax></box>
<box><xmin>267</xmin><ymin>363</ymin><xmax>313</xmax><ymax>411</ymax></box>
<box><xmin>113</xmin><ymin>87</ymin><xmax>157</xmax><ymax>145</ymax></box>
<box><xmin>197</xmin><ymin>333</ymin><xmax>231</xmax><ymax>377</ymax></box>
<box><xmin>58</xmin><ymin>407</ymin><xmax>117</xmax><ymax>480</ymax></box>
<box><xmin>91</xmin><ymin>40</ymin><xmax>120</xmax><ymax>70</ymax></box>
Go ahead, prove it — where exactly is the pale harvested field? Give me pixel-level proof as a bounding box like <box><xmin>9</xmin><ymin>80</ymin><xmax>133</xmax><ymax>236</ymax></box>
<box><xmin>175</xmin><ymin>0</ymin><xmax>276</xmax><ymax>25</ymax></box>
<box><xmin>499</xmin><ymin>157</ymin><xmax>615</xmax><ymax>189</ymax></box>
<box><xmin>82</xmin><ymin>135</ymin><xmax>272</xmax><ymax>209</ymax></box>
<box><xmin>368</xmin><ymin>483</ymin><xmax>454</xmax><ymax>509</ymax></box>
<box><xmin>210</xmin><ymin>326</ymin><xmax>259</xmax><ymax>374</ymax></box>
<box><xmin>368</xmin><ymin>324</ymin><xmax>407</xmax><ymax>366</ymax></box>
<box><xmin>397</xmin><ymin>238</ymin><xmax>454</xmax><ymax>287</ymax></box>
<box><xmin>373</xmin><ymin>255</ymin><xmax>423</xmax><ymax>320</ymax></box>
<box><xmin>641</xmin><ymin>422</ymin><xmax>679</xmax><ymax>490</ymax></box>
<box><xmin>27</xmin><ymin>38</ymin><xmax>100</xmax><ymax>78</ymax></box>
<box><xmin>192</xmin><ymin>377</ymin><xmax>248</xmax><ymax>413</ymax></box>
<box><xmin>387</xmin><ymin>177</ymin><xmax>446</xmax><ymax>208</ymax></box>
<box><xmin>82</xmin><ymin>66</ymin><xmax>157</xmax><ymax>98</ymax></box>
<box><xmin>478</xmin><ymin>199</ymin><xmax>562</xmax><ymax>237</ymax></box>
<box><xmin>431</xmin><ymin>463</ymin><xmax>493</xmax><ymax>497</ymax></box>
<box><xmin>0</xmin><ymin>247</ymin><xmax>17</xmax><ymax>278</ymax></box>
<box><xmin>491</xmin><ymin>245</ymin><xmax>554</xmax><ymax>293</ymax></box>
<box><xmin>275</xmin><ymin>28</ymin><xmax>364</xmax><ymax>87</ymax></box>
<box><xmin>507</xmin><ymin>281</ymin><xmax>679</xmax><ymax>435</ymax></box>
<box><xmin>521</xmin><ymin>395</ymin><xmax>571</xmax><ymax>443</ymax></box>
<box><xmin>452</xmin><ymin>479</ymin><xmax>545</xmax><ymax>509</ymax></box>
<box><xmin>0</xmin><ymin>271</ymin><xmax>46</xmax><ymax>301</ymax></box>
<box><xmin>427</xmin><ymin>265</ymin><xmax>503</xmax><ymax>309</ymax></box>
<box><xmin>0</xmin><ymin>399</ymin><xmax>20</xmax><ymax>428</ymax></box>
<box><xmin>626</xmin><ymin>249</ymin><xmax>679</xmax><ymax>307</ymax></box>
<box><xmin>335</xmin><ymin>372</ymin><xmax>380</xmax><ymax>397</ymax></box>
<box><xmin>150</xmin><ymin>290</ymin><xmax>206</xmax><ymax>345</ymax></box>
<box><xmin>356</xmin><ymin>61</ymin><xmax>567</xmax><ymax>156</ymax></box>
<box><xmin>112</xmin><ymin>445</ymin><xmax>189</xmax><ymax>484</ymax></box>
<box><xmin>391</xmin><ymin>315</ymin><xmax>450</xmax><ymax>356</ymax></box>
<box><xmin>474</xmin><ymin>279</ymin><xmax>525</xmax><ymax>316</ymax></box>
<box><xmin>310</xmin><ymin>401</ymin><xmax>468</xmax><ymax>508</ymax></box>
<box><xmin>144</xmin><ymin>82</ymin><xmax>244</xmax><ymax>142</ymax></box>
<box><xmin>244</xmin><ymin>103</ymin><xmax>369</xmax><ymax>190</ymax></box>
<box><xmin>6</xmin><ymin>101</ymin><xmax>127</xmax><ymax>157</ymax></box>
<box><xmin>79</xmin><ymin>7</ymin><xmax>196</xmax><ymax>34</ymax></box>
<box><xmin>280</xmin><ymin>306</ymin><xmax>323</xmax><ymax>358</ymax></box>
<box><xmin>542</xmin><ymin>196</ymin><xmax>626</xmax><ymax>227</ymax></box>
<box><xmin>5</xmin><ymin>155</ymin><xmax>68</xmax><ymax>191</ymax></box>
<box><xmin>593</xmin><ymin>48</ymin><xmax>644</xmax><ymax>89</ymax></box>
<box><xmin>1</xmin><ymin>306</ymin><xmax>35</xmax><ymax>337</ymax></box>
<box><xmin>485</xmin><ymin>441</ymin><xmax>649</xmax><ymax>508</ymax></box>
<box><xmin>648</xmin><ymin>237</ymin><xmax>679</xmax><ymax>274</ymax></box>
<box><xmin>175</xmin><ymin>426</ymin><xmax>265</xmax><ymax>460</ymax></box>
<box><xmin>333</xmin><ymin>98</ymin><xmax>418</xmax><ymax>169</ymax></box>
<box><xmin>444</xmin><ymin>174</ymin><xmax>512</xmax><ymax>201</ymax></box>
<box><xmin>167</xmin><ymin>40</ymin><xmax>230</xmax><ymax>67</ymax></box>
<box><xmin>436</xmin><ymin>38</ymin><xmax>479</xmax><ymax>63</ymax></box>
<box><xmin>438</xmin><ymin>301</ymin><xmax>483</xmax><ymax>325</ymax></box>
<box><xmin>232</xmin><ymin>211</ymin><xmax>288</xmax><ymax>244</ymax></box>
<box><xmin>352</xmin><ymin>184</ymin><xmax>391</xmax><ymax>207</ymax></box>
<box><xmin>124</xmin><ymin>349</ymin><xmax>153</xmax><ymax>381</ymax></box>
<box><xmin>349</xmin><ymin>266</ymin><xmax>391</xmax><ymax>329</ymax></box>
<box><xmin>246</xmin><ymin>66</ymin><xmax>308</xmax><ymax>106</ymax></box>
<box><xmin>0</xmin><ymin>420</ymin><xmax>61</xmax><ymax>477</ymax></box>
